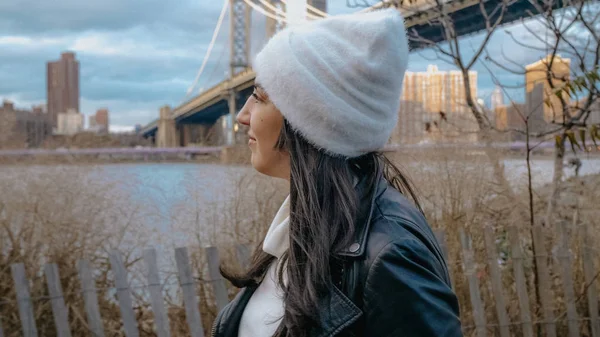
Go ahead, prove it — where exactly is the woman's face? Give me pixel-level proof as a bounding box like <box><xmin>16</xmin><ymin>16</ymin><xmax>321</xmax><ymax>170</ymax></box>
<box><xmin>236</xmin><ymin>85</ymin><xmax>290</xmax><ymax>180</ymax></box>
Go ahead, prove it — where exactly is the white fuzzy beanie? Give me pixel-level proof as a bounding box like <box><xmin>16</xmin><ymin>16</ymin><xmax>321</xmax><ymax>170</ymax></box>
<box><xmin>253</xmin><ymin>8</ymin><xmax>409</xmax><ymax>158</ymax></box>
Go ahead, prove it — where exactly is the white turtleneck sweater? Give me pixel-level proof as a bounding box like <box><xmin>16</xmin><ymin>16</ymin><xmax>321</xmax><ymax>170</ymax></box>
<box><xmin>238</xmin><ymin>195</ymin><xmax>290</xmax><ymax>337</ymax></box>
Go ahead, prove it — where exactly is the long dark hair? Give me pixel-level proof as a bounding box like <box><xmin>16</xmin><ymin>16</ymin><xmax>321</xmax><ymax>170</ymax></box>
<box><xmin>221</xmin><ymin>120</ymin><xmax>421</xmax><ymax>336</ymax></box>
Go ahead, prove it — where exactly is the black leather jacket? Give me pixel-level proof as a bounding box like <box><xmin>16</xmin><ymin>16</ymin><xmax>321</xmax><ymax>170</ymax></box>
<box><xmin>212</xmin><ymin>171</ymin><xmax>463</xmax><ymax>337</ymax></box>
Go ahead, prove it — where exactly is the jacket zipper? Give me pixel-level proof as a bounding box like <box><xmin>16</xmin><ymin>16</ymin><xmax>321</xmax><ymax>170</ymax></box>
<box><xmin>211</xmin><ymin>307</ymin><xmax>224</xmax><ymax>337</ymax></box>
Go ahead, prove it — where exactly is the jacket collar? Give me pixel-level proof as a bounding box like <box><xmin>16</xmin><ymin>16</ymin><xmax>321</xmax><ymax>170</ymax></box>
<box><xmin>226</xmin><ymin>284</ymin><xmax>362</xmax><ymax>337</ymax></box>
<box><xmin>308</xmin><ymin>171</ymin><xmax>386</xmax><ymax>336</ymax></box>
<box><xmin>311</xmin><ymin>285</ymin><xmax>363</xmax><ymax>337</ymax></box>
<box><xmin>337</xmin><ymin>167</ymin><xmax>385</xmax><ymax>258</ymax></box>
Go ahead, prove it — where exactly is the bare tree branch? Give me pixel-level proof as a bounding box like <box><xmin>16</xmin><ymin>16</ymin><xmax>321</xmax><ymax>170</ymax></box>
<box><xmin>465</xmin><ymin>0</ymin><xmax>509</xmax><ymax>69</ymax></box>
<box><xmin>484</xmin><ymin>52</ymin><xmax>526</xmax><ymax>75</ymax></box>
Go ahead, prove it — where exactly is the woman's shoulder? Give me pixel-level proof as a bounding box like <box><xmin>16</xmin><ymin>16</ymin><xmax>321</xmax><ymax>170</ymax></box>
<box><xmin>363</xmin><ymin>184</ymin><xmax>450</xmax><ymax>284</ymax></box>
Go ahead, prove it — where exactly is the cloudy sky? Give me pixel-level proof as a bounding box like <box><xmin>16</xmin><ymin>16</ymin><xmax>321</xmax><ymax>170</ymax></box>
<box><xmin>0</xmin><ymin>0</ymin><xmax>551</xmax><ymax>131</ymax></box>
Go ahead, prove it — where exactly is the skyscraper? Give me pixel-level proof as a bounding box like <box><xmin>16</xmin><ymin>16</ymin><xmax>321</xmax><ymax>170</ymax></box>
<box><xmin>400</xmin><ymin>65</ymin><xmax>478</xmax><ymax>142</ymax></box>
<box><xmin>525</xmin><ymin>54</ymin><xmax>570</xmax><ymax>123</ymax></box>
<box><xmin>401</xmin><ymin>65</ymin><xmax>477</xmax><ymax>123</ymax></box>
<box><xmin>491</xmin><ymin>86</ymin><xmax>504</xmax><ymax>111</ymax></box>
<box><xmin>47</xmin><ymin>52</ymin><xmax>80</xmax><ymax>127</ymax></box>
<box><xmin>402</xmin><ymin>66</ymin><xmax>477</xmax><ymax>115</ymax></box>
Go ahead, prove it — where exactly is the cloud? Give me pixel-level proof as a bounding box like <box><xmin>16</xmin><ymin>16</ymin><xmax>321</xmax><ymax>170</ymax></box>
<box><xmin>110</xmin><ymin>125</ymin><xmax>136</xmax><ymax>133</ymax></box>
<box><xmin>0</xmin><ymin>0</ymin><xmax>222</xmax><ymax>36</ymax></box>
<box><xmin>0</xmin><ymin>0</ymin><xmax>563</xmax><ymax>128</ymax></box>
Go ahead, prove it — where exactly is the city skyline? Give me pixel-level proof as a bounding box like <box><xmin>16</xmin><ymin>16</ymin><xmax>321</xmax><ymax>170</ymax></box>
<box><xmin>0</xmin><ymin>1</ymin><xmax>573</xmax><ymax>130</ymax></box>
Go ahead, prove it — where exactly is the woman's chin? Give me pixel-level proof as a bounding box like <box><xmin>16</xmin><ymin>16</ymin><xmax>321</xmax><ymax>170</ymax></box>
<box><xmin>250</xmin><ymin>154</ymin><xmax>263</xmax><ymax>172</ymax></box>
<box><xmin>251</xmin><ymin>156</ymin><xmax>274</xmax><ymax>177</ymax></box>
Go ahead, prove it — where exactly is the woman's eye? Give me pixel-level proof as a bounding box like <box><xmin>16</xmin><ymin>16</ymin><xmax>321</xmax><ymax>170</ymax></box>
<box><xmin>252</xmin><ymin>93</ymin><xmax>261</xmax><ymax>102</ymax></box>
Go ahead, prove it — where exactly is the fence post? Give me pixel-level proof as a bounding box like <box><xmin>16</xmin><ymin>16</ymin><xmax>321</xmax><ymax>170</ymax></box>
<box><xmin>205</xmin><ymin>247</ymin><xmax>229</xmax><ymax>312</ymax></box>
<box><xmin>143</xmin><ymin>249</ymin><xmax>171</xmax><ymax>337</ymax></box>
<box><xmin>483</xmin><ymin>226</ymin><xmax>511</xmax><ymax>337</ymax></box>
<box><xmin>11</xmin><ymin>263</ymin><xmax>38</xmax><ymax>337</ymax></box>
<box><xmin>532</xmin><ymin>225</ymin><xmax>557</xmax><ymax>337</ymax></box>
<box><xmin>236</xmin><ymin>244</ymin><xmax>251</xmax><ymax>270</ymax></box>
<box><xmin>109</xmin><ymin>250</ymin><xmax>140</xmax><ymax>337</ymax></box>
<box><xmin>175</xmin><ymin>247</ymin><xmax>204</xmax><ymax>337</ymax></box>
<box><xmin>556</xmin><ymin>221</ymin><xmax>580</xmax><ymax>337</ymax></box>
<box><xmin>508</xmin><ymin>226</ymin><xmax>534</xmax><ymax>337</ymax></box>
<box><xmin>44</xmin><ymin>263</ymin><xmax>72</xmax><ymax>337</ymax></box>
<box><xmin>581</xmin><ymin>222</ymin><xmax>600</xmax><ymax>337</ymax></box>
<box><xmin>77</xmin><ymin>260</ymin><xmax>105</xmax><ymax>337</ymax></box>
<box><xmin>459</xmin><ymin>229</ymin><xmax>487</xmax><ymax>337</ymax></box>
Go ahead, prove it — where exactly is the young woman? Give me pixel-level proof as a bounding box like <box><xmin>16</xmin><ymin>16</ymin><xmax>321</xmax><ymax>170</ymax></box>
<box><xmin>212</xmin><ymin>8</ymin><xmax>462</xmax><ymax>337</ymax></box>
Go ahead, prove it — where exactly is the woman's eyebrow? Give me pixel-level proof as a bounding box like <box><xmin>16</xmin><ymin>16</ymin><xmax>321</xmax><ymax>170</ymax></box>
<box><xmin>254</xmin><ymin>84</ymin><xmax>269</xmax><ymax>99</ymax></box>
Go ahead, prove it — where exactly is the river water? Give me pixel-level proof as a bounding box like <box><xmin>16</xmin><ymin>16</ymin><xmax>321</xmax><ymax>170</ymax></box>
<box><xmin>2</xmin><ymin>156</ymin><xmax>599</xmax><ymax>250</ymax></box>
<box><xmin>98</xmin><ymin>156</ymin><xmax>599</xmax><ymax>237</ymax></box>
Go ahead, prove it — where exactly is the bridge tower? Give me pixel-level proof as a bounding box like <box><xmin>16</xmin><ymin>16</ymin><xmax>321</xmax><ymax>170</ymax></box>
<box><xmin>156</xmin><ymin>105</ymin><xmax>178</xmax><ymax>147</ymax></box>
<box><xmin>266</xmin><ymin>0</ymin><xmax>286</xmax><ymax>39</ymax></box>
<box><xmin>229</xmin><ymin>0</ymin><xmax>252</xmax><ymax>77</ymax></box>
<box><xmin>226</xmin><ymin>0</ymin><xmax>252</xmax><ymax>146</ymax></box>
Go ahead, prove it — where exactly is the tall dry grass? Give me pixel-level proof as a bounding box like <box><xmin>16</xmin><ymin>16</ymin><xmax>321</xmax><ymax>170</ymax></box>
<box><xmin>0</xmin><ymin>149</ymin><xmax>598</xmax><ymax>336</ymax></box>
<box><xmin>389</xmin><ymin>148</ymin><xmax>600</xmax><ymax>336</ymax></box>
<box><xmin>0</xmin><ymin>166</ymin><xmax>156</xmax><ymax>336</ymax></box>
<box><xmin>0</xmin><ymin>163</ymin><xmax>286</xmax><ymax>336</ymax></box>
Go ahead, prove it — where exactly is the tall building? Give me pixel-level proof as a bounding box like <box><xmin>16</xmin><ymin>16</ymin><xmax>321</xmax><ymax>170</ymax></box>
<box><xmin>575</xmin><ymin>98</ymin><xmax>600</xmax><ymax>125</ymax></box>
<box><xmin>57</xmin><ymin>108</ymin><xmax>84</xmax><ymax>135</ymax></box>
<box><xmin>495</xmin><ymin>104</ymin><xmax>525</xmax><ymax>131</ymax></box>
<box><xmin>89</xmin><ymin>108</ymin><xmax>109</xmax><ymax>133</ymax></box>
<box><xmin>491</xmin><ymin>86</ymin><xmax>504</xmax><ymax>111</ymax></box>
<box><xmin>525</xmin><ymin>54</ymin><xmax>570</xmax><ymax>123</ymax></box>
<box><xmin>526</xmin><ymin>83</ymin><xmax>550</xmax><ymax>134</ymax></box>
<box><xmin>391</xmin><ymin>101</ymin><xmax>426</xmax><ymax>144</ymax></box>
<box><xmin>402</xmin><ymin>65</ymin><xmax>477</xmax><ymax>116</ymax></box>
<box><xmin>47</xmin><ymin>52</ymin><xmax>80</xmax><ymax>128</ymax></box>
<box><xmin>448</xmin><ymin>70</ymin><xmax>478</xmax><ymax>117</ymax></box>
<box><xmin>401</xmin><ymin>65</ymin><xmax>478</xmax><ymax>142</ymax></box>
<box><xmin>88</xmin><ymin>115</ymin><xmax>97</xmax><ymax>129</ymax></box>
<box><xmin>0</xmin><ymin>100</ymin><xmax>52</xmax><ymax>148</ymax></box>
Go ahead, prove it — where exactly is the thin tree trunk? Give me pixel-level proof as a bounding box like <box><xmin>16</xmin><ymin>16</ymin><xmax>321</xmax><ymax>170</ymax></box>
<box><xmin>544</xmin><ymin>134</ymin><xmax>566</xmax><ymax>228</ymax></box>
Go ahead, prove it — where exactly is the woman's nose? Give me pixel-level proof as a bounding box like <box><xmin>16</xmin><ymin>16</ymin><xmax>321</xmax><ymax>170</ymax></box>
<box><xmin>236</xmin><ymin>98</ymin><xmax>251</xmax><ymax>126</ymax></box>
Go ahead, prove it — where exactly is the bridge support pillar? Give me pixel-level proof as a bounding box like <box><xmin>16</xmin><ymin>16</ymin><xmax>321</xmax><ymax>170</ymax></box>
<box><xmin>157</xmin><ymin>106</ymin><xmax>178</xmax><ymax>147</ymax></box>
<box><xmin>180</xmin><ymin>124</ymin><xmax>192</xmax><ymax>147</ymax></box>
<box><xmin>226</xmin><ymin>90</ymin><xmax>237</xmax><ymax>146</ymax></box>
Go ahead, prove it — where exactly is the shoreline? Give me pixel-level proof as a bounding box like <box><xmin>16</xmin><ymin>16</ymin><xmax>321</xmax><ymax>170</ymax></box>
<box><xmin>0</xmin><ymin>146</ymin><xmax>598</xmax><ymax>166</ymax></box>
